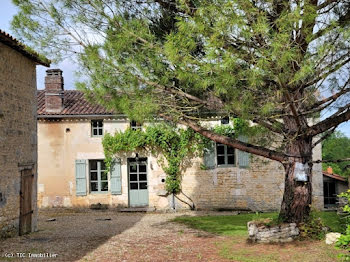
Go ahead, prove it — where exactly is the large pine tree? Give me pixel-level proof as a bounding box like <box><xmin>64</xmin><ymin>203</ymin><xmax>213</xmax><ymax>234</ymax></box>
<box><xmin>12</xmin><ymin>0</ymin><xmax>350</xmax><ymax>223</ymax></box>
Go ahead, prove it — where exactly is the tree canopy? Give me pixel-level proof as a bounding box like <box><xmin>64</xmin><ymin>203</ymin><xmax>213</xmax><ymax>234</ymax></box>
<box><xmin>11</xmin><ymin>0</ymin><xmax>350</xmax><ymax>222</ymax></box>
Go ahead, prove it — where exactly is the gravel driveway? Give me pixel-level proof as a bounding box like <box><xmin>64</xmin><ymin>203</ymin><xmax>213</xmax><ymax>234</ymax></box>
<box><xmin>0</xmin><ymin>209</ymin><xmax>231</xmax><ymax>262</ymax></box>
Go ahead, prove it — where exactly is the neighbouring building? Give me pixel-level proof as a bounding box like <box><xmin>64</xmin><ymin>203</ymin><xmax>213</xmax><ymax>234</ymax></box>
<box><xmin>37</xmin><ymin>69</ymin><xmax>324</xmax><ymax>211</ymax></box>
<box><xmin>323</xmin><ymin>167</ymin><xmax>349</xmax><ymax>209</ymax></box>
<box><xmin>0</xmin><ymin>30</ymin><xmax>49</xmax><ymax>237</ymax></box>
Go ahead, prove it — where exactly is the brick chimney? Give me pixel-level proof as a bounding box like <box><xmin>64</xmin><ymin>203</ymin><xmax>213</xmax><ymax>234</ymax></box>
<box><xmin>45</xmin><ymin>69</ymin><xmax>64</xmax><ymax>113</ymax></box>
<box><xmin>327</xmin><ymin>166</ymin><xmax>333</xmax><ymax>174</ymax></box>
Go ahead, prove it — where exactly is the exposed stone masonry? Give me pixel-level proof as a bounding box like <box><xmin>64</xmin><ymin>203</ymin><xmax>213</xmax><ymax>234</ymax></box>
<box><xmin>0</xmin><ymin>41</ymin><xmax>39</xmax><ymax>237</ymax></box>
<box><xmin>248</xmin><ymin>221</ymin><xmax>300</xmax><ymax>243</ymax></box>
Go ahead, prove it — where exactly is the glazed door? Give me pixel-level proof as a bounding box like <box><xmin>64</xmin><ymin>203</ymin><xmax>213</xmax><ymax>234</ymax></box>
<box><xmin>128</xmin><ymin>158</ymin><xmax>149</xmax><ymax>207</ymax></box>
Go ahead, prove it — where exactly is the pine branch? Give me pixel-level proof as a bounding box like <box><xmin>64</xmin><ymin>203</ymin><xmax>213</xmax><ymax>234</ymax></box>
<box><xmin>308</xmin><ymin>105</ymin><xmax>350</xmax><ymax>136</ymax></box>
<box><xmin>160</xmin><ymin>114</ymin><xmax>288</xmax><ymax>163</ymax></box>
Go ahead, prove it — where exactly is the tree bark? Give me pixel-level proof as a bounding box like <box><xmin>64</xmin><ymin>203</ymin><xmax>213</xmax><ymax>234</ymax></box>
<box><xmin>279</xmin><ymin>139</ymin><xmax>313</xmax><ymax>223</ymax></box>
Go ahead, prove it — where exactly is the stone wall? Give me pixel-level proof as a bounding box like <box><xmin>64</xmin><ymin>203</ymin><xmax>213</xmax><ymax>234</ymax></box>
<box><xmin>0</xmin><ymin>42</ymin><xmax>38</xmax><ymax>236</ymax></box>
<box><xmin>247</xmin><ymin>221</ymin><xmax>299</xmax><ymax>243</ymax></box>
<box><xmin>37</xmin><ymin>119</ymin><xmax>323</xmax><ymax>211</ymax></box>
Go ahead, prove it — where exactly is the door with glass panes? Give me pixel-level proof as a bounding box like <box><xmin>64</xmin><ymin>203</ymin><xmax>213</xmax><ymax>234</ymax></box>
<box><xmin>128</xmin><ymin>158</ymin><xmax>149</xmax><ymax>207</ymax></box>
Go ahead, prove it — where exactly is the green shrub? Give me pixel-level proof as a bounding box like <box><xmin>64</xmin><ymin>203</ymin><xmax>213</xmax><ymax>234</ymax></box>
<box><xmin>335</xmin><ymin>190</ymin><xmax>350</xmax><ymax>260</ymax></box>
<box><xmin>298</xmin><ymin>216</ymin><xmax>326</xmax><ymax>240</ymax></box>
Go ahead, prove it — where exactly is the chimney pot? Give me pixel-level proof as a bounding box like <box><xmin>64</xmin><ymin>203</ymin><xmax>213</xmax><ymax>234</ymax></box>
<box><xmin>45</xmin><ymin>69</ymin><xmax>64</xmax><ymax>113</ymax></box>
<box><xmin>327</xmin><ymin>166</ymin><xmax>333</xmax><ymax>174</ymax></box>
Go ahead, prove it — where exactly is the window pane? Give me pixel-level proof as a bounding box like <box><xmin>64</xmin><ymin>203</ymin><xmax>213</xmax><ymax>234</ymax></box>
<box><xmin>93</xmin><ymin>129</ymin><xmax>98</xmax><ymax>136</ymax></box>
<box><xmin>227</xmin><ymin>146</ymin><xmax>235</xmax><ymax>154</ymax></box>
<box><xmin>100</xmin><ymin>161</ymin><xmax>106</xmax><ymax>171</ymax></box>
<box><xmin>101</xmin><ymin>172</ymin><xmax>108</xmax><ymax>181</ymax></box>
<box><xmin>90</xmin><ymin>161</ymin><xmax>97</xmax><ymax>170</ymax></box>
<box><xmin>329</xmin><ymin>182</ymin><xmax>336</xmax><ymax>196</ymax></box>
<box><xmin>101</xmin><ymin>182</ymin><xmax>108</xmax><ymax>191</ymax></box>
<box><xmin>139</xmin><ymin>182</ymin><xmax>147</xmax><ymax>190</ymax></box>
<box><xmin>130</xmin><ymin>183</ymin><xmax>138</xmax><ymax>190</ymax></box>
<box><xmin>98</xmin><ymin>121</ymin><xmax>103</xmax><ymax>127</ymax></box>
<box><xmin>92</xmin><ymin>121</ymin><xmax>97</xmax><ymax>127</ymax></box>
<box><xmin>130</xmin><ymin>173</ymin><xmax>138</xmax><ymax>181</ymax></box>
<box><xmin>139</xmin><ymin>164</ymin><xmax>146</xmax><ymax>172</ymax></box>
<box><xmin>217</xmin><ymin>144</ymin><xmax>225</xmax><ymax>154</ymax></box>
<box><xmin>221</xmin><ymin>117</ymin><xmax>229</xmax><ymax>124</ymax></box>
<box><xmin>330</xmin><ymin>197</ymin><xmax>336</xmax><ymax>205</ymax></box>
<box><xmin>139</xmin><ymin>173</ymin><xmax>147</xmax><ymax>181</ymax></box>
<box><xmin>91</xmin><ymin>182</ymin><xmax>98</xmax><ymax>192</ymax></box>
<box><xmin>227</xmin><ymin>155</ymin><xmax>235</xmax><ymax>165</ymax></box>
<box><xmin>98</xmin><ymin>128</ymin><xmax>103</xmax><ymax>136</ymax></box>
<box><xmin>129</xmin><ymin>164</ymin><xmax>137</xmax><ymax>172</ymax></box>
<box><xmin>217</xmin><ymin>156</ymin><xmax>225</xmax><ymax>165</ymax></box>
<box><xmin>324</xmin><ymin>183</ymin><xmax>329</xmax><ymax>196</ymax></box>
<box><xmin>90</xmin><ymin>172</ymin><xmax>98</xmax><ymax>181</ymax></box>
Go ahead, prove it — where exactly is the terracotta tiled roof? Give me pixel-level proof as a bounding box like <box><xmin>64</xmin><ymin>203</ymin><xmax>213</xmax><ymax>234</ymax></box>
<box><xmin>0</xmin><ymin>30</ymin><xmax>50</xmax><ymax>66</ymax></box>
<box><xmin>37</xmin><ymin>90</ymin><xmax>115</xmax><ymax>116</ymax></box>
<box><xmin>323</xmin><ymin>171</ymin><xmax>347</xmax><ymax>182</ymax></box>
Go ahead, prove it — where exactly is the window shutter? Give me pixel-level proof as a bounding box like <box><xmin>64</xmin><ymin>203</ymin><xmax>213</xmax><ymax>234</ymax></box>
<box><xmin>203</xmin><ymin>142</ymin><xmax>216</xmax><ymax>169</ymax></box>
<box><xmin>238</xmin><ymin>135</ymin><xmax>250</xmax><ymax>168</ymax></box>
<box><xmin>75</xmin><ymin>159</ymin><xmax>87</xmax><ymax>196</ymax></box>
<box><xmin>110</xmin><ymin>158</ymin><xmax>122</xmax><ymax>195</ymax></box>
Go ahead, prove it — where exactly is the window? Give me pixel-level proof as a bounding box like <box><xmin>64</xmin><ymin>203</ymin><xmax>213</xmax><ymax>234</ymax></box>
<box><xmin>324</xmin><ymin>181</ymin><xmax>336</xmax><ymax>207</ymax></box>
<box><xmin>216</xmin><ymin>143</ymin><xmax>235</xmax><ymax>166</ymax></box>
<box><xmin>89</xmin><ymin>160</ymin><xmax>108</xmax><ymax>192</ymax></box>
<box><xmin>130</xmin><ymin>120</ymin><xmax>142</xmax><ymax>131</ymax></box>
<box><xmin>91</xmin><ymin>120</ymin><xmax>103</xmax><ymax>136</ymax></box>
<box><xmin>221</xmin><ymin>116</ymin><xmax>230</xmax><ymax>125</ymax></box>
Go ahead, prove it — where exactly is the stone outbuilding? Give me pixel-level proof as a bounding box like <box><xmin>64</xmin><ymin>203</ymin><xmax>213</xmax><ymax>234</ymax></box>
<box><xmin>0</xmin><ymin>30</ymin><xmax>49</xmax><ymax>237</ymax></box>
<box><xmin>323</xmin><ymin>167</ymin><xmax>349</xmax><ymax>209</ymax></box>
<box><xmin>37</xmin><ymin>69</ymin><xmax>324</xmax><ymax>211</ymax></box>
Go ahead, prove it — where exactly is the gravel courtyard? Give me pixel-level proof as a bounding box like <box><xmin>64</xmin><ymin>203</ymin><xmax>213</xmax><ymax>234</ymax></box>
<box><xmin>0</xmin><ymin>209</ymin><xmax>231</xmax><ymax>262</ymax></box>
<box><xmin>0</xmin><ymin>209</ymin><xmax>341</xmax><ymax>262</ymax></box>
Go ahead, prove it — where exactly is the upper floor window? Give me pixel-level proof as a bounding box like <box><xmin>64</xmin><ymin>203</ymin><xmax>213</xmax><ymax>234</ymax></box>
<box><xmin>221</xmin><ymin>116</ymin><xmax>230</xmax><ymax>125</ymax></box>
<box><xmin>130</xmin><ymin>120</ymin><xmax>142</xmax><ymax>131</ymax></box>
<box><xmin>216</xmin><ymin>143</ymin><xmax>235</xmax><ymax>166</ymax></box>
<box><xmin>89</xmin><ymin>160</ymin><xmax>108</xmax><ymax>192</ymax></box>
<box><xmin>91</xmin><ymin>120</ymin><xmax>103</xmax><ymax>137</ymax></box>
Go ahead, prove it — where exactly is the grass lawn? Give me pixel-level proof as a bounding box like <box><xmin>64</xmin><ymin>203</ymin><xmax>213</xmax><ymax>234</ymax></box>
<box><xmin>173</xmin><ymin>211</ymin><xmax>346</xmax><ymax>262</ymax></box>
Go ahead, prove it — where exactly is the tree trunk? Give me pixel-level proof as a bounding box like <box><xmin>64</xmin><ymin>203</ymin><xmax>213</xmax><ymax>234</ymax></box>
<box><xmin>279</xmin><ymin>138</ymin><xmax>313</xmax><ymax>224</ymax></box>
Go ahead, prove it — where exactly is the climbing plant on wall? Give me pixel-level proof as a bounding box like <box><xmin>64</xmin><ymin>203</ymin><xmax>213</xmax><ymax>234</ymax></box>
<box><xmin>103</xmin><ymin>120</ymin><xmax>256</xmax><ymax>194</ymax></box>
<box><xmin>103</xmin><ymin>123</ymin><xmax>204</xmax><ymax>194</ymax></box>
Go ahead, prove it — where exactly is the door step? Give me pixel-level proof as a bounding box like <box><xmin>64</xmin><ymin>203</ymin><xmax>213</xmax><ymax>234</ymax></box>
<box><xmin>119</xmin><ymin>207</ymin><xmax>155</xmax><ymax>212</ymax></box>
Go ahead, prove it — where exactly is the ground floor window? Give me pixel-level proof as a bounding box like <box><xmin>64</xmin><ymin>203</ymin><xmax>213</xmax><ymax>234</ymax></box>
<box><xmin>324</xmin><ymin>181</ymin><xmax>336</xmax><ymax>206</ymax></box>
<box><xmin>89</xmin><ymin>160</ymin><xmax>108</xmax><ymax>192</ymax></box>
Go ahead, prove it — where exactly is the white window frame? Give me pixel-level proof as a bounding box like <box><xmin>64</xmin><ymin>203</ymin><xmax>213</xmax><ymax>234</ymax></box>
<box><xmin>130</xmin><ymin>120</ymin><xmax>142</xmax><ymax>131</ymax></box>
<box><xmin>216</xmin><ymin>143</ymin><xmax>236</xmax><ymax>166</ymax></box>
<box><xmin>91</xmin><ymin>120</ymin><xmax>103</xmax><ymax>137</ymax></box>
<box><xmin>89</xmin><ymin>160</ymin><xmax>108</xmax><ymax>193</ymax></box>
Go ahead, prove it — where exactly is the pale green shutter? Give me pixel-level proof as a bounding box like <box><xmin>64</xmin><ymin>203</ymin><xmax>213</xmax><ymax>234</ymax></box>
<box><xmin>75</xmin><ymin>159</ymin><xmax>87</xmax><ymax>196</ymax></box>
<box><xmin>203</xmin><ymin>142</ymin><xmax>216</xmax><ymax>169</ymax></box>
<box><xmin>110</xmin><ymin>158</ymin><xmax>122</xmax><ymax>195</ymax></box>
<box><xmin>238</xmin><ymin>135</ymin><xmax>250</xmax><ymax>168</ymax></box>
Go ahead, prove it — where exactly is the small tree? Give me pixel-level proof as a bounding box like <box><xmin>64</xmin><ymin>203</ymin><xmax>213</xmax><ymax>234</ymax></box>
<box><xmin>12</xmin><ymin>0</ymin><xmax>350</xmax><ymax>223</ymax></box>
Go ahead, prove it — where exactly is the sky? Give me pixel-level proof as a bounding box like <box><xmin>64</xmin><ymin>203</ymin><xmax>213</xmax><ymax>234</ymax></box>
<box><xmin>1</xmin><ymin>0</ymin><xmax>349</xmax><ymax>137</ymax></box>
<box><xmin>0</xmin><ymin>0</ymin><xmax>77</xmax><ymax>90</ymax></box>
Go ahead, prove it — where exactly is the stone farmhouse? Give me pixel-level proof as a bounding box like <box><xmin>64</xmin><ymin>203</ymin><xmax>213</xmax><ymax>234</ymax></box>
<box><xmin>0</xmin><ymin>30</ymin><xmax>49</xmax><ymax>237</ymax></box>
<box><xmin>37</xmin><ymin>69</ymin><xmax>324</xmax><ymax>211</ymax></box>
